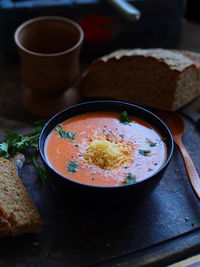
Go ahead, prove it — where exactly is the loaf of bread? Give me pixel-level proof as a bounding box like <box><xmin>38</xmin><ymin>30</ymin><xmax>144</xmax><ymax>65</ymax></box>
<box><xmin>0</xmin><ymin>157</ymin><xmax>40</xmax><ymax>237</ymax></box>
<box><xmin>80</xmin><ymin>49</ymin><xmax>200</xmax><ymax>110</ymax></box>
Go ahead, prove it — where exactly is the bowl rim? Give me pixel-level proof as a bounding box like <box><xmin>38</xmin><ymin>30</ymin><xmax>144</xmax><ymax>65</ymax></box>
<box><xmin>39</xmin><ymin>100</ymin><xmax>174</xmax><ymax>189</ymax></box>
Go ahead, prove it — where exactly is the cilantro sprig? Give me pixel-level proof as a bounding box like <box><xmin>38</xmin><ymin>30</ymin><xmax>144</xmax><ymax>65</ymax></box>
<box><xmin>119</xmin><ymin>111</ymin><xmax>130</xmax><ymax>125</ymax></box>
<box><xmin>67</xmin><ymin>160</ymin><xmax>78</xmax><ymax>174</ymax></box>
<box><xmin>124</xmin><ymin>173</ymin><xmax>136</xmax><ymax>184</ymax></box>
<box><xmin>139</xmin><ymin>149</ymin><xmax>151</xmax><ymax>156</ymax></box>
<box><xmin>55</xmin><ymin>124</ymin><xmax>76</xmax><ymax>141</ymax></box>
<box><xmin>162</xmin><ymin>137</ymin><xmax>167</xmax><ymax>143</ymax></box>
<box><xmin>0</xmin><ymin>120</ymin><xmax>49</xmax><ymax>184</ymax></box>
<box><xmin>147</xmin><ymin>140</ymin><xmax>157</xmax><ymax>147</ymax></box>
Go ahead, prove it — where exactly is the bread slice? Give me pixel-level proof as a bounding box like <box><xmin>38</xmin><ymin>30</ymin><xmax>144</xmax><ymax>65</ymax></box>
<box><xmin>80</xmin><ymin>49</ymin><xmax>200</xmax><ymax>110</ymax></box>
<box><xmin>0</xmin><ymin>157</ymin><xmax>40</xmax><ymax>237</ymax></box>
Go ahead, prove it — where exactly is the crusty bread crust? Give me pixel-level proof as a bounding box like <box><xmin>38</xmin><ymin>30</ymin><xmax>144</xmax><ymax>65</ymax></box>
<box><xmin>80</xmin><ymin>48</ymin><xmax>200</xmax><ymax>111</ymax></box>
<box><xmin>101</xmin><ymin>49</ymin><xmax>197</xmax><ymax>71</ymax></box>
<box><xmin>179</xmin><ymin>50</ymin><xmax>200</xmax><ymax>68</ymax></box>
<box><xmin>0</xmin><ymin>157</ymin><xmax>40</xmax><ymax>237</ymax></box>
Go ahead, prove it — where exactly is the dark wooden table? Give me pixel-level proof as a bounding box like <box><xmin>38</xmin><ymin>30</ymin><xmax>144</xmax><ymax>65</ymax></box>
<box><xmin>0</xmin><ymin>112</ymin><xmax>199</xmax><ymax>267</ymax></box>
<box><xmin>0</xmin><ymin>19</ymin><xmax>200</xmax><ymax>267</ymax></box>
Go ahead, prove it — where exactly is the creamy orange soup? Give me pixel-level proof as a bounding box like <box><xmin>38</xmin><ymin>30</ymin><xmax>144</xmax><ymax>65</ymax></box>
<box><xmin>45</xmin><ymin>112</ymin><xmax>167</xmax><ymax>187</ymax></box>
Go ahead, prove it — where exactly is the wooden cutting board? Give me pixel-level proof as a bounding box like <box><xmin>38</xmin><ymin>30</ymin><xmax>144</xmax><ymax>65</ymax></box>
<box><xmin>0</xmin><ymin>114</ymin><xmax>200</xmax><ymax>267</ymax></box>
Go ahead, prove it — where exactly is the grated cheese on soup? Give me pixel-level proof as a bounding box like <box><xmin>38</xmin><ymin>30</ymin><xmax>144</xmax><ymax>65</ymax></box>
<box><xmin>84</xmin><ymin>138</ymin><xmax>133</xmax><ymax>170</ymax></box>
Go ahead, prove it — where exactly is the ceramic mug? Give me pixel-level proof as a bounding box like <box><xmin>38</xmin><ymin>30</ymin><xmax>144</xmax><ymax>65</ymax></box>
<box><xmin>15</xmin><ymin>16</ymin><xmax>84</xmax><ymax>117</ymax></box>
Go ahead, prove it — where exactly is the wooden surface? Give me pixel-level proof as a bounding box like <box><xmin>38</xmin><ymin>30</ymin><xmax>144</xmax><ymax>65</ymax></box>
<box><xmin>170</xmin><ymin>254</ymin><xmax>200</xmax><ymax>267</ymax></box>
<box><xmin>0</xmin><ymin>114</ymin><xmax>199</xmax><ymax>267</ymax></box>
<box><xmin>0</xmin><ymin>19</ymin><xmax>200</xmax><ymax>267</ymax></box>
<box><xmin>175</xmin><ymin>135</ymin><xmax>200</xmax><ymax>201</ymax></box>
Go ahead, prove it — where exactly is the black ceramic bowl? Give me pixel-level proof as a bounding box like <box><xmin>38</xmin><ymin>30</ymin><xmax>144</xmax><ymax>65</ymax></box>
<box><xmin>39</xmin><ymin>101</ymin><xmax>174</xmax><ymax>206</ymax></box>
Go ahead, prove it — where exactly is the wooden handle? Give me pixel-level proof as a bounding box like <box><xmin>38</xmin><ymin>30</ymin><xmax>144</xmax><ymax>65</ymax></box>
<box><xmin>174</xmin><ymin>136</ymin><xmax>200</xmax><ymax>200</ymax></box>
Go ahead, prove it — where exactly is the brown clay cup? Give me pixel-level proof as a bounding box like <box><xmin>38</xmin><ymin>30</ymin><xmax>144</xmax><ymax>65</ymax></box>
<box><xmin>14</xmin><ymin>16</ymin><xmax>84</xmax><ymax>117</ymax></box>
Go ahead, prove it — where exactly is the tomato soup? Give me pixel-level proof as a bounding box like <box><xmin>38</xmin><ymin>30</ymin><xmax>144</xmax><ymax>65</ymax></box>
<box><xmin>45</xmin><ymin>112</ymin><xmax>167</xmax><ymax>187</ymax></box>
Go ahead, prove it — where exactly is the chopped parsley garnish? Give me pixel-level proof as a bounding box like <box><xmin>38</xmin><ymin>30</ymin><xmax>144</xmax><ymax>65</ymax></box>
<box><xmin>147</xmin><ymin>140</ymin><xmax>156</xmax><ymax>147</ymax></box>
<box><xmin>119</xmin><ymin>111</ymin><xmax>130</xmax><ymax>124</ymax></box>
<box><xmin>67</xmin><ymin>160</ymin><xmax>78</xmax><ymax>174</ymax></box>
<box><xmin>162</xmin><ymin>137</ymin><xmax>167</xmax><ymax>143</ymax></box>
<box><xmin>150</xmin><ymin>142</ymin><xmax>156</xmax><ymax>147</ymax></box>
<box><xmin>124</xmin><ymin>173</ymin><xmax>136</xmax><ymax>184</ymax></box>
<box><xmin>139</xmin><ymin>150</ymin><xmax>151</xmax><ymax>156</ymax></box>
<box><xmin>55</xmin><ymin>124</ymin><xmax>76</xmax><ymax>141</ymax></box>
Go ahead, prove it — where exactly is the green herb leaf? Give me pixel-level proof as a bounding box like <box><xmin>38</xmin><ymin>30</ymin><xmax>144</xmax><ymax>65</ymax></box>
<box><xmin>162</xmin><ymin>137</ymin><xmax>167</xmax><ymax>143</ymax></box>
<box><xmin>124</xmin><ymin>173</ymin><xmax>136</xmax><ymax>184</ymax></box>
<box><xmin>55</xmin><ymin>124</ymin><xmax>62</xmax><ymax>132</ymax></box>
<box><xmin>2</xmin><ymin>132</ymin><xmax>40</xmax><ymax>154</ymax></box>
<box><xmin>31</xmin><ymin>120</ymin><xmax>46</xmax><ymax>133</ymax></box>
<box><xmin>0</xmin><ymin>120</ymin><xmax>48</xmax><ymax>184</ymax></box>
<box><xmin>147</xmin><ymin>140</ymin><xmax>156</xmax><ymax>147</ymax></box>
<box><xmin>5</xmin><ymin>132</ymin><xmax>21</xmax><ymax>146</ymax></box>
<box><xmin>0</xmin><ymin>142</ymin><xmax>9</xmax><ymax>158</ymax></box>
<box><xmin>17</xmin><ymin>133</ymin><xmax>39</xmax><ymax>151</ymax></box>
<box><xmin>139</xmin><ymin>150</ymin><xmax>151</xmax><ymax>156</ymax></box>
<box><xmin>119</xmin><ymin>111</ymin><xmax>130</xmax><ymax>124</ymax></box>
<box><xmin>55</xmin><ymin>124</ymin><xmax>76</xmax><ymax>141</ymax></box>
<box><xmin>67</xmin><ymin>160</ymin><xmax>78</xmax><ymax>174</ymax></box>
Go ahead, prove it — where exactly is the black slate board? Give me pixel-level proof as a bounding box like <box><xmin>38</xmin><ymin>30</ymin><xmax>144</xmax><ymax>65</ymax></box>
<box><xmin>0</xmin><ymin>116</ymin><xmax>200</xmax><ymax>267</ymax></box>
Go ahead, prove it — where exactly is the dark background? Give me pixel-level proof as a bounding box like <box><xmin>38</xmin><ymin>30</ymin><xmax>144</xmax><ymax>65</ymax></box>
<box><xmin>0</xmin><ymin>1</ymin><xmax>200</xmax><ymax>266</ymax></box>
